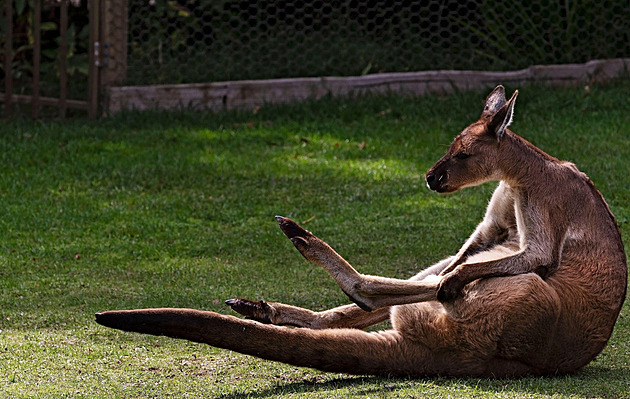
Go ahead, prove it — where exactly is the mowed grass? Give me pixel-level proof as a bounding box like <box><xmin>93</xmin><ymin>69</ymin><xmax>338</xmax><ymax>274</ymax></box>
<box><xmin>0</xmin><ymin>82</ymin><xmax>629</xmax><ymax>398</ymax></box>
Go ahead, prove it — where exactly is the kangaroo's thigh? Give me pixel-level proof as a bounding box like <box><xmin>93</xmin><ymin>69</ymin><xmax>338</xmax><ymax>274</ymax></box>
<box><xmin>393</xmin><ymin>273</ymin><xmax>558</xmax><ymax>364</ymax></box>
<box><xmin>227</xmin><ymin>298</ymin><xmax>390</xmax><ymax>329</ymax></box>
<box><xmin>454</xmin><ymin>274</ymin><xmax>559</xmax><ymax>360</ymax></box>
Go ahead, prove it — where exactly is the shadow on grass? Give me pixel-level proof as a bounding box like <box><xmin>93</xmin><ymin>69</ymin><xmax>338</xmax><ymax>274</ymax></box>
<box><xmin>216</xmin><ymin>365</ymin><xmax>628</xmax><ymax>398</ymax></box>
<box><xmin>216</xmin><ymin>375</ymin><xmax>393</xmax><ymax>399</ymax></box>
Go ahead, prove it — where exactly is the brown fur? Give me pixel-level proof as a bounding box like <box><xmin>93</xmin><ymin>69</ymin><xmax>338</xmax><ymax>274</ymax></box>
<box><xmin>96</xmin><ymin>86</ymin><xmax>626</xmax><ymax>378</ymax></box>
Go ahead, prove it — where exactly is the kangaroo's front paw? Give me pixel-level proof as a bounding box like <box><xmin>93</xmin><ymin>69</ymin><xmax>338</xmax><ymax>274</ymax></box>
<box><xmin>225</xmin><ymin>298</ymin><xmax>275</xmax><ymax>324</ymax></box>
<box><xmin>436</xmin><ymin>273</ymin><xmax>465</xmax><ymax>302</ymax></box>
<box><xmin>438</xmin><ymin>262</ymin><xmax>459</xmax><ymax>277</ymax></box>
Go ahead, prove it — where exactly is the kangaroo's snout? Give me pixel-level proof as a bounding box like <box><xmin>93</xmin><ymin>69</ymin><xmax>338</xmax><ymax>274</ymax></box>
<box><xmin>426</xmin><ymin>170</ymin><xmax>448</xmax><ymax>192</ymax></box>
<box><xmin>426</xmin><ymin>172</ymin><xmax>437</xmax><ymax>190</ymax></box>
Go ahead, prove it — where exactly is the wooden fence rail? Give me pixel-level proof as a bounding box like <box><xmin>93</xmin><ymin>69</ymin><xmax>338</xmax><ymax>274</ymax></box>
<box><xmin>107</xmin><ymin>58</ymin><xmax>630</xmax><ymax>114</ymax></box>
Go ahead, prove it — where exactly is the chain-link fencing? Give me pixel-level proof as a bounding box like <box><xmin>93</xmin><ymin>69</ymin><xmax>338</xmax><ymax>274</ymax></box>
<box><xmin>125</xmin><ymin>0</ymin><xmax>630</xmax><ymax>86</ymax></box>
<box><xmin>2</xmin><ymin>0</ymin><xmax>629</xmax><ymax>117</ymax></box>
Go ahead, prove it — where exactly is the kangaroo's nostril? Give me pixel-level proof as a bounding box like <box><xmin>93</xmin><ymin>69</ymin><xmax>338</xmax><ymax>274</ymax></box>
<box><xmin>426</xmin><ymin>173</ymin><xmax>436</xmax><ymax>184</ymax></box>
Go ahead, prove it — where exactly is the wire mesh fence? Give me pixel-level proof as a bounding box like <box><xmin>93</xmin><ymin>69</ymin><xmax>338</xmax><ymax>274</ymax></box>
<box><xmin>125</xmin><ymin>0</ymin><xmax>630</xmax><ymax>86</ymax></box>
<box><xmin>2</xmin><ymin>0</ymin><xmax>629</xmax><ymax>117</ymax></box>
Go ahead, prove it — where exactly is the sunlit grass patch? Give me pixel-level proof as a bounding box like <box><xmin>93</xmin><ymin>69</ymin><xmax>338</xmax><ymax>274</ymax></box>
<box><xmin>0</xmin><ymin>81</ymin><xmax>628</xmax><ymax>397</ymax></box>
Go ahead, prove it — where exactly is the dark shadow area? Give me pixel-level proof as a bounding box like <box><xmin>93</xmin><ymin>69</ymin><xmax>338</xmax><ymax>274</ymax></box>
<box><xmin>216</xmin><ymin>365</ymin><xmax>630</xmax><ymax>399</ymax></box>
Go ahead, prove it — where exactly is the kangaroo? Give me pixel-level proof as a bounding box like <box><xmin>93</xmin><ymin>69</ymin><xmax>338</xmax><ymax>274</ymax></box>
<box><xmin>96</xmin><ymin>86</ymin><xmax>627</xmax><ymax>378</ymax></box>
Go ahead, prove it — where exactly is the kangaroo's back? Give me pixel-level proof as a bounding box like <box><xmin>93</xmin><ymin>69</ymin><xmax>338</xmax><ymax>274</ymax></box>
<box><xmin>544</xmin><ymin>167</ymin><xmax>627</xmax><ymax>370</ymax></box>
<box><xmin>534</xmin><ymin>162</ymin><xmax>626</xmax><ymax>372</ymax></box>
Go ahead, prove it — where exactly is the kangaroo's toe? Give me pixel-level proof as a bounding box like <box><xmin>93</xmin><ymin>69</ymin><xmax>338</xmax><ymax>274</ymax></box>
<box><xmin>225</xmin><ymin>298</ymin><xmax>273</xmax><ymax>324</ymax></box>
<box><xmin>276</xmin><ymin>216</ymin><xmax>312</xmax><ymax>240</ymax></box>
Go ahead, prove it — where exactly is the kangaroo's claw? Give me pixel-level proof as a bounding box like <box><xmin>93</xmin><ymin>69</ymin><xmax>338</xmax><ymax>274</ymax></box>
<box><xmin>225</xmin><ymin>298</ymin><xmax>274</xmax><ymax>324</ymax></box>
<box><xmin>276</xmin><ymin>216</ymin><xmax>318</xmax><ymax>259</ymax></box>
<box><xmin>276</xmin><ymin>216</ymin><xmax>313</xmax><ymax>240</ymax></box>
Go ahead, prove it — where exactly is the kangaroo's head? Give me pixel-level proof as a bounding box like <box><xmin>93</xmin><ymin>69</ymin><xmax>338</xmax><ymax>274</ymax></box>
<box><xmin>426</xmin><ymin>85</ymin><xmax>518</xmax><ymax>193</ymax></box>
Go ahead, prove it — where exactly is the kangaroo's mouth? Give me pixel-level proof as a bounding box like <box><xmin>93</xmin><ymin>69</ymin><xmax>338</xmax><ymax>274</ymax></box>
<box><xmin>427</xmin><ymin>178</ymin><xmax>459</xmax><ymax>194</ymax></box>
<box><xmin>431</xmin><ymin>184</ymin><xmax>454</xmax><ymax>194</ymax></box>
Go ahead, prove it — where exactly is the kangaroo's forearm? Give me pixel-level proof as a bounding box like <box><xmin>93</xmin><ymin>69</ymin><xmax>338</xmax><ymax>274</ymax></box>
<box><xmin>442</xmin><ymin>226</ymin><xmax>509</xmax><ymax>276</ymax></box>
<box><xmin>458</xmin><ymin>251</ymin><xmax>559</xmax><ymax>284</ymax></box>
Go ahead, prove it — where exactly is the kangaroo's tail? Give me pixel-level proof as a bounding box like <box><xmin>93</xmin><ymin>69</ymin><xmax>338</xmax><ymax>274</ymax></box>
<box><xmin>95</xmin><ymin>308</ymin><xmax>435</xmax><ymax>377</ymax></box>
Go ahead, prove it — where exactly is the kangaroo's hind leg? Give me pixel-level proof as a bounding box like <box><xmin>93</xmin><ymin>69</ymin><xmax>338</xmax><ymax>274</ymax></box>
<box><xmin>225</xmin><ymin>217</ymin><xmax>453</xmax><ymax>328</ymax></box>
<box><xmin>276</xmin><ymin>216</ymin><xmax>442</xmax><ymax>310</ymax></box>
<box><xmin>225</xmin><ymin>241</ymin><xmax>454</xmax><ymax>329</ymax></box>
<box><xmin>226</xmin><ymin>299</ymin><xmax>391</xmax><ymax>329</ymax></box>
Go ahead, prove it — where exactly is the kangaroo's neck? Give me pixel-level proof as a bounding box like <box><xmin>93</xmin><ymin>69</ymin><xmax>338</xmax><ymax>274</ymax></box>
<box><xmin>497</xmin><ymin>131</ymin><xmax>560</xmax><ymax>187</ymax></box>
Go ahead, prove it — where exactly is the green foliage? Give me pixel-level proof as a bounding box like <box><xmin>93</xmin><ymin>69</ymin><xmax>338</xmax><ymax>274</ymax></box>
<box><xmin>0</xmin><ymin>83</ymin><xmax>628</xmax><ymax>397</ymax></box>
<box><xmin>458</xmin><ymin>0</ymin><xmax>630</xmax><ymax>69</ymax></box>
<box><xmin>1</xmin><ymin>1</ymin><xmax>89</xmax><ymax>98</ymax></box>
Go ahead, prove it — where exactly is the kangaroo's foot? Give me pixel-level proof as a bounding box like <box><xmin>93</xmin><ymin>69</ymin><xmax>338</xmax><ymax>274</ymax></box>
<box><xmin>275</xmin><ymin>216</ymin><xmax>353</xmax><ymax>268</ymax></box>
<box><xmin>276</xmin><ymin>215</ymin><xmax>313</xmax><ymax>241</ymax></box>
<box><xmin>276</xmin><ymin>216</ymin><xmax>373</xmax><ymax>309</ymax></box>
<box><xmin>225</xmin><ymin>298</ymin><xmax>274</xmax><ymax>324</ymax></box>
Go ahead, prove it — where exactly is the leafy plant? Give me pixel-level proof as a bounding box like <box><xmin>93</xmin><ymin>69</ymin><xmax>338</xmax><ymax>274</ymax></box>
<box><xmin>457</xmin><ymin>0</ymin><xmax>630</xmax><ymax>70</ymax></box>
<box><xmin>0</xmin><ymin>0</ymin><xmax>90</xmax><ymax>99</ymax></box>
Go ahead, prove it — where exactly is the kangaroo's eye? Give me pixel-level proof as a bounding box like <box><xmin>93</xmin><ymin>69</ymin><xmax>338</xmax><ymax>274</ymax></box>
<box><xmin>455</xmin><ymin>152</ymin><xmax>470</xmax><ymax>160</ymax></box>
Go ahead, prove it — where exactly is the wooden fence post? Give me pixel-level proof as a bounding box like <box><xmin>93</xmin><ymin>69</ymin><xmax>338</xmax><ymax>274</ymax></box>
<box><xmin>32</xmin><ymin>0</ymin><xmax>41</xmax><ymax>117</ymax></box>
<box><xmin>4</xmin><ymin>0</ymin><xmax>13</xmax><ymax>117</ymax></box>
<box><xmin>88</xmin><ymin>0</ymin><xmax>100</xmax><ymax>119</ymax></box>
<box><xmin>59</xmin><ymin>0</ymin><xmax>68</xmax><ymax>118</ymax></box>
<box><xmin>100</xmin><ymin>0</ymin><xmax>128</xmax><ymax>89</ymax></box>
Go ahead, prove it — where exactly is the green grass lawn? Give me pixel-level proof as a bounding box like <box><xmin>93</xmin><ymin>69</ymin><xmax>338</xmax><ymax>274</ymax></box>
<box><xmin>0</xmin><ymin>82</ymin><xmax>629</xmax><ymax>398</ymax></box>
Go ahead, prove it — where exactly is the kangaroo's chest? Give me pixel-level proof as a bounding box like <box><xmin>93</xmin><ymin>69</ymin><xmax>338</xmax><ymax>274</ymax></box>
<box><xmin>513</xmin><ymin>197</ymin><xmax>528</xmax><ymax>249</ymax></box>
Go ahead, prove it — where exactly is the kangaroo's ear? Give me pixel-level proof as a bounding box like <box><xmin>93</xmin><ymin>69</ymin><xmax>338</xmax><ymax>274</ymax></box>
<box><xmin>488</xmin><ymin>90</ymin><xmax>518</xmax><ymax>142</ymax></box>
<box><xmin>481</xmin><ymin>85</ymin><xmax>507</xmax><ymax>118</ymax></box>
